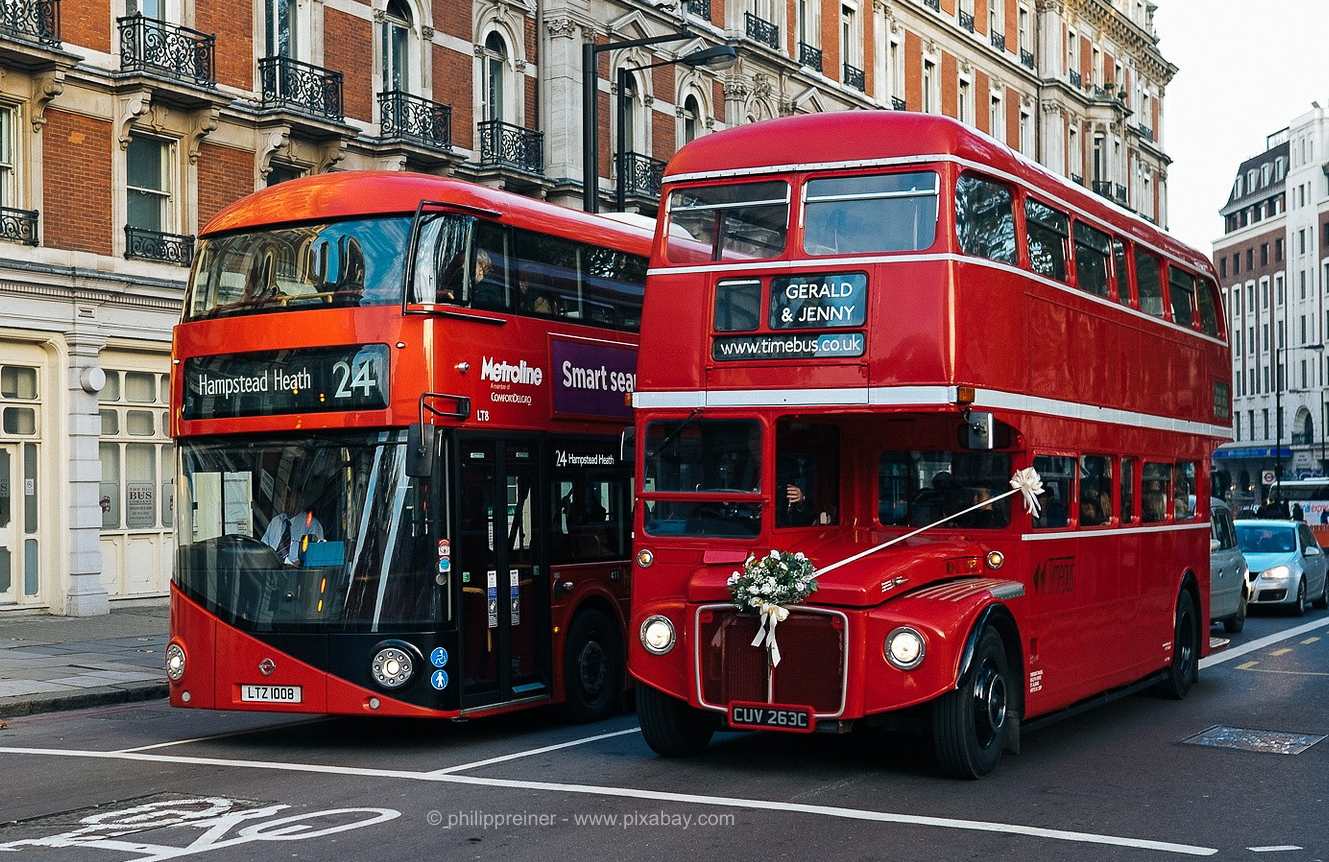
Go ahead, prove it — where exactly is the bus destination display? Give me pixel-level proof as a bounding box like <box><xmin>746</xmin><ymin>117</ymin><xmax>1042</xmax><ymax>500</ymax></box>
<box><xmin>768</xmin><ymin>273</ymin><xmax>867</xmax><ymax>329</ymax></box>
<box><xmin>182</xmin><ymin>344</ymin><xmax>390</xmax><ymax>419</ymax></box>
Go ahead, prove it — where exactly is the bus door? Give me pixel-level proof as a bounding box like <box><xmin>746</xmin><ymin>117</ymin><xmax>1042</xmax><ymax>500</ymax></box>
<box><xmin>454</xmin><ymin>436</ymin><xmax>551</xmax><ymax>709</ymax></box>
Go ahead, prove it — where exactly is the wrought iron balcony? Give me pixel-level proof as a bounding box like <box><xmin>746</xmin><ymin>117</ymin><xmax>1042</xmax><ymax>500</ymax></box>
<box><xmin>1020</xmin><ymin>48</ymin><xmax>1035</xmax><ymax>69</ymax></box>
<box><xmin>125</xmin><ymin>225</ymin><xmax>193</xmax><ymax>266</ymax></box>
<box><xmin>118</xmin><ymin>15</ymin><xmax>214</xmax><ymax>87</ymax></box>
<box><xmin>478</xmin><ymin>119</ymin><xmax>543</xmax><ymax>174</ymax></box>
<box><xmin>1070</xmin><ymin>174</ymin><xmax>1084</xmax><ymax>186</ymax></box>
<box><xmin>798</xmin><ymin>41</ymin><xmax>822</xmax><ymax>72</ymax></box>
<box><xmin>1114</xmin><ymin>183</ymin><xmax>1128</xmax><ymax>204</ymax></box>
<box><xmin>0</xmin><ymin>0</ymin><xmax>59</xmax><ymax>47</ymax></box>
<box><xmin>259</xmin><ymin>56</ymin><xmax>343</xmax><ymax>122</ymax></box>
<box><xmin>378</xmin><ymin>90</ymin><xmax>451</xmax><ymax>151</ymax></box>
<box><xmin>922</xmin><ymin>0</ymin><xmax>940</xmax><ymax>11</ymax></box>
<box><xmin>683</xmin><ymin>0</ymin><xmax>711</xmax><ymax>18</ymax></box>
<box><xmin>843</xmin><ymin>63</ymin><xmax>864</xmax><ymax>92</ymax></box>
<box><xmin>959</xmin><ymin>11</ymin><xmax>975</xmax><ymax>32</ymax></box>
<box><xmin>990</xmin><ymin>31</ymin><xmax>1006</xmax><ymax>51</ymax></box>
<box><xmin>1091</xmin><ymin>83</ymin><xmax>1111</xmax><ymax>99</ymax></box>
<box><xmin>621</xmin><ymin>151</ymin><xmax>665</xmax><ymax>200</ymax></box>
<box><xmin>1136</xmin><ymin>123</ymin><xmax>1154</xmax><ymax>142</ymax></box>
<box><xmin>745</xmin><ymin>12</ymin><xmax>779</xmax><ymax>50</ymax></box>
<box><xmin>1092</xmin><ymin>179</ymin><xmax>1113</xmax><ymax>198</ymax></box>
<box><xmin>892</xmin><ymin>96</ymin><xmax>907</xmax><ymax>111</ymax></box>
<box><xmin>1068</xmin><ymin>69</ymin><xmax>1082</xmax><ymax>88</ymax></box>
<box><xmin>0</xmin><ymin>207</ymin><xmax>38</xmax><ymax>245</ymax></box>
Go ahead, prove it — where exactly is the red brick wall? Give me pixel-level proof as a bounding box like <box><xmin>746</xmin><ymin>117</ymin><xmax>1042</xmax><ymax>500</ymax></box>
<box><xmin>904</xmin><ymin>31</ymin><xmax>921</xmax><ymax>111</ymax></box>
<box><xmin>597</xmin><ymin>90</ymin><xmax>611</xmax><ymax>178</ymax></box>
<box><xmin>433</xmin><ymin>44</ymin><xmax>472</xmax><ymax>149</ymax></box>
<box><xmin>975</xmin><ymin>0</ymin><xmax>988</xmax><ymax>32</ymax></box>
<box><xmin>652</xmin><ymin>109</ymin><xmax>673</xmax><ymax>162</ymax></box>
<box><xmin>652</xmin><ymin>64</ymin><xmax>674</xmax><ymax>105</ymax></box>
<box><xmin>940</xmin><ymin>51</ymin><xmax>957</xmax><ymax>118</ymax></box>
<box><xmin>1006</xmin><ymin>95</ymin><xmax>1021</xmax><ymax>148</ymax></box>
<box><xmin>197</xmin><ymin>0</ymin><xmax>251</xmax><ymax>89</ymax></box>
<box><xmin>197</xmin><ymin>143</ymin><xmax>254</xmax><ymax>228</ymax></box>
<box><xmin>975</xmin><ymin>70</ymin><xmax>990</xmax><ymax>135</ymax></box>
<box><xmin>65</xmin><ymin>0</ymin><xmax>110</xmax><ymax>52</ymax></box>
<box><xmin>861</xmin><ymin>1</ymin><xmax>874</xmax><ymax>94</ymax></box>
<box><xmin>711</xmin><ymin>0</ymin><xmax>724</xmax><ymax>28</ymax></box>
<box><xmin>1005</xmin><ymin>0</ymin><xmax>1018</xmax><ymax>53</ymax></box>
<box><xmin>435</xmin><ymin>0</ymin><xmax>471</xmax><ymax>40</ymax></box>
<box><xmin>820</xmin><ymin>1</ymin><xmax>838</xmax><ymax>80</ymax></box>
<box><xmin>712</xmin><ymin>80</ymin><xmax>725</xmax><ymax>125</ymax></box>
<box><xmin>44</xmin><ymin>111</ymin><xmax>112</xmax><ymax>256</ymax></box>
<box><xmin>324</xmin><ymin>8</ymin><xmax>373</xmax><ymax>122</ymax></box>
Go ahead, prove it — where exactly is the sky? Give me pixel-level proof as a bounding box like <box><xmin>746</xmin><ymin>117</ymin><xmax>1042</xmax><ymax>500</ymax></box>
<box><xmin>1154</xmin><ymin>0</ymin><xmax>1327</xmax><ymax>251</ymax></box>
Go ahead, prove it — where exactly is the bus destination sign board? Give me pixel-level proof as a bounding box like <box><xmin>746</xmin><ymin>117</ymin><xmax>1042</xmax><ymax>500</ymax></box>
<box><xmin>182</xmin><ymin>344</ymin><xmax>390</xmax><ymax>420</ymax></box>
<box><xmin>768</xmin><ymin>272</ymin><xmax>867</xmax><ymax>329</ymax></box>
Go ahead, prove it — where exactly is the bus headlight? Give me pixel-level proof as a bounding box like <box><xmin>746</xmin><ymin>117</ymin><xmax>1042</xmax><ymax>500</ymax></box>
<box><xmin>640</xmin><ymin>615</ymin><xmax>676</xmax><ymax>655</ymax></box>
<box><xmin>885</xmin><ymin>627</ymin><xmax>926</xmax><ymax>670</ymax></box>
<box><xmin>370</xmin><ymin>644</ymin><xmax>416</xmax><ymax>690</ymax></box>
<box><xmin>164</xmin><ymin>643</ymin><xmax>186</xmax><ymax>682</ymax></box>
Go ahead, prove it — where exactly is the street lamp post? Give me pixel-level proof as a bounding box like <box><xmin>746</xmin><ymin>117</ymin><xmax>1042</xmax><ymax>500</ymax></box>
<box><xmin>582</xmin><ymin>36</ymin><xmax>735</xmax><ymax>213</ymax></box>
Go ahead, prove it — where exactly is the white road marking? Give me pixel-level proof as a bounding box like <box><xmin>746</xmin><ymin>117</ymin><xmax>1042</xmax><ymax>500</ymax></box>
<box><xmin>0</xmin><ymin>746</ymin><xmax>1218</xmax><ymax>856</ymax></box>
<box><xmin>1200</xmin><ymin>618</ymin><xmax>1329</xmax><ymax>669</ymax></box>
<box><xmin>115</xmin><ymin>718</ymin><xmax>329</xmax><ymax>753</ymax></box>
<box><xmin>428</xmin><ymin>727</ymin><xmax>641</xmax><ymax>775</ymax></box>
<box><xmin>1248</xmin><ymin>847</ymin><xmax>1303</xmax><ymax>853</ymax></box>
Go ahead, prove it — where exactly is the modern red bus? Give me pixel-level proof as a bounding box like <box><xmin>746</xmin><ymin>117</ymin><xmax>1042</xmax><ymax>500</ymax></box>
<box><xmin>627</xmin><ymin>112</ymin><xmax>1231</xmax><ymax>777</ymax></box>
<box><xmin>167</xmin><ymin>173</ymin><xmax>650</xmax><ymax>721</ymax></box>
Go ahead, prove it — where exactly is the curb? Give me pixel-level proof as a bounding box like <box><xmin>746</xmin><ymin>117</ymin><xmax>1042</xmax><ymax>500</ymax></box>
<box><xmin>0</xmin><ymin>682</ymin><xmax>169</xmax><ymax>719</ymax></box>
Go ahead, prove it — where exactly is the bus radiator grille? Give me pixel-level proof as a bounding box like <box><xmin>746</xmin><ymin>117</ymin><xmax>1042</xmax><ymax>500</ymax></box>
<box><xmin>697</xmin><ymin>607</ymin><xmax>846</xmax><ymax>715</ymax></box>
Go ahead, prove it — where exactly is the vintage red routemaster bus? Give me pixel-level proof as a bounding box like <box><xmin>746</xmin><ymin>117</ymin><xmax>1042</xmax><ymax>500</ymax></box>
<box><xmin>627</xmin><ymin>112</ymin><xmax>1231</xmax><ymax>777</ymax></box>
<box><xmin>167</xmin><ymin>172</ymin><xmax>650</xmax><ymax>721</ymax></box>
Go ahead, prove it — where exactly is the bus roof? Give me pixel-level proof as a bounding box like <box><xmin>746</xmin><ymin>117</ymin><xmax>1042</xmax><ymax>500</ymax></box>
<box><xmin>663</xmin><ymin>112</ymin><xmax>1209</xmax><ymax>274</ymax></box>
<box><xmin>202</xmin><ymin>171</ymin><xmax>654</xmax><ymax>257</ymax></box>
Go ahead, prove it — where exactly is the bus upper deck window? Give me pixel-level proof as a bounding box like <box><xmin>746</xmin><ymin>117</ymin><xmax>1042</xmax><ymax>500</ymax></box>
<box><xmin>1195</xmin><ymin>276</ymin><xmax>1221</xmax><ymax>336</ymax></box>
<box><xmin>1168</xmin><ymin>267</ymin><xmax>1197</xmax><ymax>328</ymax></box>
<box><xmin>1134</xmin><ymin>248</ymin><xmax>1165</xmax><ymax>318</ymax></box>
<box><xmin>803</xmin><ymin>171</ymin><xmax>938</xmax><ymax>255</ymax></box>
<box><xmin>1073</xmin><ymin>222</ymin><xmax>1112</xmax><ymax>298</ymax></box>
<box><xmin>1024</xmin><ymin>199</ymin><xmax>1069</xmax><ymax>282</ymax></box>
<box><xmin>955</xmin><ymin>174</ymin><xmax>1016</xmax><ymax>263</ymax></box>
<box><xmin>667</xmin><ymin>181</ymin><xmax>789</xmax><ymax>263</ymax></box>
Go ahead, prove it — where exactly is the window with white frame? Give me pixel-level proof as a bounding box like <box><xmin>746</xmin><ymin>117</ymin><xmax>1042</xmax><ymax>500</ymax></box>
<box><xmin>1019</xmin><ymin>108</ymin><xmax>1032</xmax><ymax>156</ymax></box>
<box><xmin>889</xmin><ymin>37</ymin><xmax>902</xmax><ymax>99</ymax></box>
<box><xmin>127</xmin><ymin>0</ymin><xmax>163</xmax><ymax>18</ymax></box>
<box><xmin>1068</xmin><ymin>123</ymin><xmax>1079</xmax><ymax>176</ymax></box>
<box><xmin>1092</xmin><ymin>46</ymin><xmax>1101</xmax><ymax>85</ymax></box>
<box><xmin>681</xmin><ymin>94</ymin><xmax>702</xmax><ymax>144</ymax></box>
<box><xmin>0</xmin><ymin>105</ymin><xmax>16</xmax><ymax>209</ymax></box>
<box><xmin>263</xmin><ymin>0</ymin><xmax>298</xmax><ymax>58</ymax></box>
<box><xmin>99</xmin><ymin>370</ymin><xmax>173</xmax><ymax>534</ymax></box>
<box><xmin>1018</xmin><ymin>5</ymin><xmax>1030</xmax><ymax>51</ymax></box>
<box><xmin>989</xmin><ymin>92</ymin><xmax>1003</xmax><ymax>142</ymax></box>
<box><xmin>1065</xmin><ymin>30</ymin><xmax>1077</xmax><ymax>75</ymax></box>
<box><xmin>988</xmin><ymin>1</ymin><xmax>1002</xmax><ymax>39</ymax></box>
<box><xmin>957</xmin><ymin>76</ymin><xmax>971</xmax><ymax>125</ymax></box>
<box><xmin>380</xmin><ymin>0</ymin><xmax>412</xmax><ymax>92</ymax></box>
<box><xmin>126</xmin><ymin>134</ymin><xmax>171</xmax><ymax>233</ymax></box>
<box><xmin>481</xmin><ymin>31</ymin><xmax>509</xmax><ymax>123</ymax></box>
<box><xmin>796</xmin><ymin>0</ymin><xmax>819</xmax><ymax>47</ymax></box>
<box><xmin>923</xmin><ymin>58</ymin><xmax>937</xmax><ymax>113</ymax></box>
<box><xmin>841</xmin><ymin>4</ymin><xmax>861</xmax><ymax>67</ymax></box>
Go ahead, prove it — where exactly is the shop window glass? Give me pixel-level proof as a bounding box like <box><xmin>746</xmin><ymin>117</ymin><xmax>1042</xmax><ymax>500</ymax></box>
<box><xmin>0</xmin><ymin>366</ymin><xmax>37</xmax><ymax>399</ymax></box>
<box><xmin>100</xmin><ymin>370</ymin><xmax>121</xmax><ymax>402</ymax></box>
<box><xmin>125</xmin><ymin>371</ymin><xmax>156</xmax><ymax>403</ymax></box>
<box><xmin>99</xmin><ymin>443</ymin><xmax>121</xmax><ymax>529</ymax></box>
<box><xmin>127</xmin><ymin>410</ymin><xmax>155</xmax><ymax>436</ymax></box>
<box><xmin>125</xmin><ymin>444</ymin><xmax>156</xmax><ymax>529</ymax></box>
<box><xmin>2</xmin><ymin>407</ymin><xmax>35</xmax><ymax>435</ymax></box>
<box><xmin>101</xmin><ymin>410</ymin><xmax>119</xmax><ymax>435</ymax></box>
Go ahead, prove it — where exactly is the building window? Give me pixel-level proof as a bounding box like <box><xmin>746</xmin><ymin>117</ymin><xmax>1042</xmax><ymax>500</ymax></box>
<box><xmin>481</xmin><ymin>32</ymin><xmax>509</xmax><ymax>123</ymax></box>
<box><xmin>922</xmin><ymin>59</ymin><xmax>937</xmax><ymax>113</ymax></box>
<box><xmin>681</xmin><ymin>94</ymin><xmax>701</xmax><ymax>144</ymax></box>
<box><xmin>264</xmin><ymin>0</ymin><xmax>298</xmax><ymax>58</ymax></box>
<box><xmin>1018</xmin><ymin>5</ymin><xmax>1030</xmax><ymax>52</ymax></box>
<box><xmin>380</xmin><ymin>0</ymin><xmax>412</xmax><ymax>92</ymax></box>
<box><xmin>1019</xmin><ymin>109</ymin><xmax>1032</xmax><ymax>156</ymax></box>
<box><xmin>0</xmin><ymin>106</ymin><xmax>16</xmax><ymax>209</ymax></box>
<box><xmin>127</xmin><ymin>0</ymin><xmax>163</xmax><ymax>18</ymax></box>
<box><xmin>266</xmin><ymin>162</ymin><xmax>304</xmax><ymax>186</ymax></box>
<box><xmin>957</xmin><ymin>77</ymin><xmax>971</xmax><ymax>125</ymax></box>
<box><xmin>889</xmin><ymin>38</ymin><xmax>903</xmax><ymax>100</ymax></box>
<box><xmin>840</xmin><ymin>4</ymin><xmax>860</xmax><ymax>67</ymax></box>
<box><xmin>796</xmin><ymin>0</ymin><xmax>820</xmax><ymax>47</ymax></box>
<box><xmin>989</xmin><ymin>93</ymin><xmax>1003</xmax><ymax>143</ymax></box>
<box><xmin>989</xmin><ymin>1</ymin><xmax>1003</xmax><ymax>40</ymax></box>
<box><xmin>126</xmin><ymin>134</ymin><xmax>171</xmax><ymax>233</ymax></box>
<box><xmin>99</xmin><ymin>370</ymin><xmax>173</xmax><ymax>534</ymax></box>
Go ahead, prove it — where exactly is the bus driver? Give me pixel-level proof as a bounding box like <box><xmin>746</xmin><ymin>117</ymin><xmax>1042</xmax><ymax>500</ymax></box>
<box><xmin>262</xmin><ymin>488</ymin><xmax>326</xmax><ymax>566</ymax></box>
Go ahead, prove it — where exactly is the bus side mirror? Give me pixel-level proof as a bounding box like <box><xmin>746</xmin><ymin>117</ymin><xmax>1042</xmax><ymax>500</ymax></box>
<box><xmin>965</xmin><ymin>412</ymin><xmax>995</xmax><ymax>450</ymax></box>
<box><xmin>620</xmin><ymin>427</ymin><xmax>636</xmax><ymax>465</ymax></box>
<box><xmin>406</xmin><ymin>423</ymin><xmax>436</xmax><ymax>477</ymax></box>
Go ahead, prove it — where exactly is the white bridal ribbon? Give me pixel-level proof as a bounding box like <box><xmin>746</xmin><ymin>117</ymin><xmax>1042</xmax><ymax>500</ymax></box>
<box><xmin>750</xmin><ymin>601</ymin><xmax>790</xmax><ymax>667</ymax></box>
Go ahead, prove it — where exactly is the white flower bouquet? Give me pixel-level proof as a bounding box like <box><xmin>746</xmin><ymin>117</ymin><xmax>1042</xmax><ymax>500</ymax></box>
<box><xmin>726</xmin><ymin>549</ymin><xmax>818</xmax><ymax>613</ymax></box>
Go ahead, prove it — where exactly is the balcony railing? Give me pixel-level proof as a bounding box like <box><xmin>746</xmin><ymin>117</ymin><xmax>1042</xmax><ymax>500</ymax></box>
<box><xmin>1114</xmin><ymin>183</ymin><xmax>1128</xmax><ymax>204</ymax></box>
<box><xmin>798</xmin><ymin>41</ymin><xmax>822</xmax><ymax>72</ymax></box>
<box><xmin>0</xmin><ymin>207</ymin><xmax>38</xmax><ymax>245</ymax></box>
<box><xmin>378</xmin><ymin>90</ymin><xmax>451</xmax><ymax>151</ymax></box>
<box><xmin>959</xmin><ymin>11</ymin><xmax>975</xmax><ymax>32</ymax></box>
<box><xmin>117</xmin><ymin>15</ymin><xmax>214</xmax><ymax>87</ymax></box>
<box><xmin>125</xmin><ymin>225</ymin><xmax>193</xmax><ymax>266</ymax></box>
<box><xmin>922</xmin><ymin>0</ymin><xmax>940</xmax><ymax>11</ymax></box>
<box><xmin>1068</xmin><ymin>69</ymin><xmax>1082</xmax><ymax>88</ymax></box>
<box><xmin>258</xmin><ymin>56</ymin><xmax>343</xmax><ymax>122</ymax></box>
<box><xmin>745</xmin><ymin>12</ymin><xmax>779</xmax><ymax>50</ymax></box>
<box><xmin>843</xmin><ymin>63</ymin><xmax>864</xmax><ymax>91</ymax></box>
<box><xmin>0</xmin><ymin>0</ymin><xmax>59</xmax><ymax>47</ymax></box>
<box><xmin>478</xmin><ymin>119</ymin><xmax>543</xmax><ymax>174</ymax></box>
<box><xmin>1070</xmin><ymin>174</ymin><xmax>1084</xmax><ymax>186</ymax></box>
<box><xmin>1091</xmin><ymin>83</ymin><xmax>1111</xmax><ymax>99</ymax></box>
<box><xmin>621</xmin><ymin>151</ymin><xmax>665</xmax><ymax>200</ymax></box>
<box><xmin>1136</xmin><ymin>123</ymin><xmax>1154</xmax><ymax>142</ymax></box>
<box><xmin>892</xmin><ymin>96</ymin><xmax>907</xmax><ymax>111</ymax></box>
<box><xmin>1020</xmin><ymin>48</ymin><xmax>1035</xmax><ymax>69</ymax></box>
<box><xmin>1091</xmin><ymin>179</ymin><xmax>1112</xmax><ymax>198</ymax></box>
<box><xmin>990</xmin><ymin>31</ymin><xmax>1006</xmax><ymax>51</ymax></box>
<box><xmin>683</xmin><ymin>0</ymin><xmax>711</xmax><ymax>18</ymax></box>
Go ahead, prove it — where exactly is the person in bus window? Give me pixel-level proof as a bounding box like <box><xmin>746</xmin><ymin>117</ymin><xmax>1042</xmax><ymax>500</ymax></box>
<box><xmin>262</xmin><ymin>488</ymin><xmax>326</xmax><ymax>567</ymax></box>
<box><xmin>516</xmin><ymin>274</ymin><xmax>554</xmax><ymax>315</ymax></box>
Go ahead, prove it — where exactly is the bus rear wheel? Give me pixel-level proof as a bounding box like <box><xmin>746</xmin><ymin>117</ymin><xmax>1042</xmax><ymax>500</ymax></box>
<box><xmin>1155</xmin><ymin>589</ymin><xmax>1199</xmax><ymax>700</ymax></box>
<box><xmin>637</xmin><ymin>684</ymin><xmax>715</xmax><ymax>757</ymax></box>
<box><xmin>931</xmin><ymin>627</ymin><xmax>1011</xmax><ymax>779</ymax></box>
<box><xmin>560</xmin><ymin>608</ymin><xmax>624</xmax><ymax>723</ymax></box>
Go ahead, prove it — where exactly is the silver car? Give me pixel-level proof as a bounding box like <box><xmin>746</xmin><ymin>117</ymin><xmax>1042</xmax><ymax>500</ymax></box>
<box><xmin>1209</xmin><ymin>499</ymin><xmax>1250</xmax><ymax>632</ymax></box>
<box><xmin>1235</xmin><ymin>519</ymin><xmax>1329</xmax><ymax>615</ymax></box>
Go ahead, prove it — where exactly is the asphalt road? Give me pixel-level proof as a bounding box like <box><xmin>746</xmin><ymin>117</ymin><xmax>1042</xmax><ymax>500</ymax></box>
<box><xmin>1</xmin><ymin>606</ymin><xmax>1326</xmax><ymax>862</ymax></box>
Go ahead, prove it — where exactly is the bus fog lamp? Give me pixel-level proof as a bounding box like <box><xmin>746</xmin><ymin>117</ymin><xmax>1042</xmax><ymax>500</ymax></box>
<box><xmin>885</xmin><ymin>627</ymin><xmax>926</xmax><ymax>670</ymax></box>
<box><xmin>165</xmin><ymin>643</ymin><xmax>186</xmax><ymax>681</ymax></box>
<box><xmin>371</xmin><ymin>646</ymin><xmax>415</xmax><ymax>689</ymax></box>
<box><xmin>985</xmin><ymin>550</ymin><xmax>1004</xmax><ymax>570</ymax></box>
<box><xmin>640</xmin><ymin>615</ymin><xmax>676</xmax><ymax>655</ymax></box>
<box><xmin>637</xmin><ymin>548</ymin><xmax>655</xmax><ymax>568</ymax></box>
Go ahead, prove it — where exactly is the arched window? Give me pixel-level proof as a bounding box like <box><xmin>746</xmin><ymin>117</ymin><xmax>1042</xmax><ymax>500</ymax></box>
<box><xmin>482</xmin><ymin>32</ymin><xmax>508</xmax><ymax>123</ymax></box>
<box><xmin>380</xmin><ymin>0</ymin><xmax>412</xmax><ymax>92</ymax></box>
<box><xmin>682</xmin><ymin>94</ymin><xmax>701</xmax><ymax>144</ymax></box>
<box><xmin>622</xmin><ymin>75</ymin><xmax>637</xmax><ymax>153</ymax></box>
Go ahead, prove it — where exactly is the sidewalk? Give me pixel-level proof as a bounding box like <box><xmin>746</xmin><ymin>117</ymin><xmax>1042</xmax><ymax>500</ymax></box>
<box><xmin>0</xmin><ymin>605</ymin><xmax>169</xmax><ymax>718</ymax></box>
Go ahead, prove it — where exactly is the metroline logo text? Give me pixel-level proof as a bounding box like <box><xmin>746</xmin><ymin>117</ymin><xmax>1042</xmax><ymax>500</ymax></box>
<box><xmin>480</xmin><ymin>357</ymin><xmax>544</xmax><ymax>386</ymax></box>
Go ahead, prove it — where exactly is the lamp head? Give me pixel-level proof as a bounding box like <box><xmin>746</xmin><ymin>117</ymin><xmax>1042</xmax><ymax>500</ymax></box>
<box><xmin>681</xmin><ymin>45</ymin><xmax>738</xmax><ymax>71</ymax></box>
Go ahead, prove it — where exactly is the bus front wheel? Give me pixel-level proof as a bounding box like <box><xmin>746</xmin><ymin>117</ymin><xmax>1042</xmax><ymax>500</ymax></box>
<box><xmin>1155</xmin><ymin>589</ymin><xmax>1199</xmax><ymax>700</ymax></box>
<box><xmin>931</xmin><ymin>627</ymin><xmax>1012</xmax><ymax>779</ymax></box>
<box><xmin>637</xmin><ymin>684</ymin><xmax>715</xmax><ymax>757</ymax></box>
<box><xmin>560</xmin><ymin>608</ymin><xmax>624</xmax><ymax>723</ymax></box>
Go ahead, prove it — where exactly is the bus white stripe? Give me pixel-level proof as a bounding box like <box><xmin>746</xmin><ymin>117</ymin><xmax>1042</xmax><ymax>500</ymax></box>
<box><xmin>1020</xmin><ymin>523</ymin><xmax>1211</xmax><ymax>541</ymax></box>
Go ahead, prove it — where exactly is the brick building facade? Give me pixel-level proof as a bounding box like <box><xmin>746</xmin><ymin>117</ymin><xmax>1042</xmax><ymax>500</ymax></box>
<box><xmin>0</xmin><ymin>0</ymin><xmax>1177</xmax><ymax>615</ymax></box>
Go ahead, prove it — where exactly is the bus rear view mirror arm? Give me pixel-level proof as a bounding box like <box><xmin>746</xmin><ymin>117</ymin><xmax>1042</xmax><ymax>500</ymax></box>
<box><xmin>407</xmin><ymin>393</ymin><xmax>472</xmax><ymax>478</ymax></box>
<box><xmin>965</xmin><ymin>411</ymin><xmax>995</xmax><ymax>450</ymax></box>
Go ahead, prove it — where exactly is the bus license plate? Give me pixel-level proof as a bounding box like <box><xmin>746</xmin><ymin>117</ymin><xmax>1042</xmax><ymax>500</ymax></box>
<box><xmin>727</xmin><ymin>701</ymin><xmax>814</xmax><ymax>734</ymax></box>
<box><xmin>240</xmin><ymin>685</ymin><xmax>302</xmax><ymax>704</ymax></box>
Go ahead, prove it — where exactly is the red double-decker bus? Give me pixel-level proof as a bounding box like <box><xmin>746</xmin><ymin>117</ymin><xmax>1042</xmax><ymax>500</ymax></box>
<box><xmin>167</xmin><ymin>173</ymin><xmax>650</xmax><ymax>721</ymax></box>
<box><xmin>628</xmin><ymin>113</ymin><xmax>1231</xmax><ymax>777</ymax></box>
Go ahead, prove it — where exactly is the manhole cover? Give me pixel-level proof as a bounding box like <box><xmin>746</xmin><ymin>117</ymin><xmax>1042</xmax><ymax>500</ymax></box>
<box><xmin>1182</xmin><ymin>725</ymin><xmax>1326</xmax><ymax>755</ymax></box>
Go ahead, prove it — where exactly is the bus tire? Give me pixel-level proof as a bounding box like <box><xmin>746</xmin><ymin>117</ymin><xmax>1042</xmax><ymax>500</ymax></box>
<box><xmin>931</xmin><ymin>627</ymin><xmax>1011</xmax><ymax>779</ymax></box>
<box><xmin>637</xmin><ymin>684</ymin><xmax>715</xmax><ymax>757</ymax></box>
<box><xmin>560</xmin><ymin>608</ymin><xmax>624</xmax><ymax>723</ymax></box>
<box><xmin>1155</xmin><ymin>589</ymin><xmax>1199</xmax><ymax>700</ymax></box>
